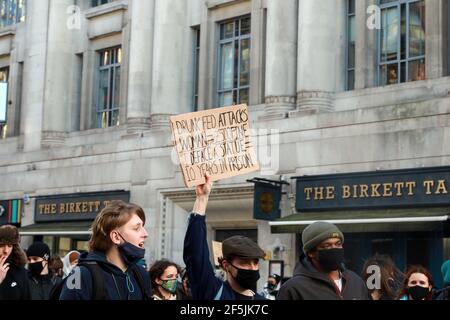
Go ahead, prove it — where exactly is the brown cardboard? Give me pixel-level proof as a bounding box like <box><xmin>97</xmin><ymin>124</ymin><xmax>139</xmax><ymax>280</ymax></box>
<box><xmin>170</xmin><ymin>104</ymin><xmax>260</xmax><ymax>187</ymax></box>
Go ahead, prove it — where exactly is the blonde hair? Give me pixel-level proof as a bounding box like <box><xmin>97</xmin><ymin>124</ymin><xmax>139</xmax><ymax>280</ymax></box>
<box><xmin>89</xmin><ymin>200</ymin><xmax>145</xmax><ymax>252</ymax></box>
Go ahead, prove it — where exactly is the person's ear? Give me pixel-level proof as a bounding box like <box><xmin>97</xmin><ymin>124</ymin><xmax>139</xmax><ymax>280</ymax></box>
<box><xmin>110</xmin><ymin>230</ymin><xmax>121</xmax><ymax>245</ymax></box>
<box><xmin>155</xmin><ymin>278</ymin><xmax>163</xmax><ymax>285</ymax></box>
<box><xmin>221</xmin><ymin>259</ymin><xmax>229</xmax><ymax>271</ymax></box>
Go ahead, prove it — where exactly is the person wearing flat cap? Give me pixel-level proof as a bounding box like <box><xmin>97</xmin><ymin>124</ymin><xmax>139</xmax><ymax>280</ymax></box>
<box><xmin>183</xmin><ymin>174</ymin><xmax>267</xmax><ymax>300</ymax></box>
<box><xmin>0</xmin><ymin>225</ymin><xmax>30</xmax><ymax>300</ymax></box>
<box><xmin>277</xmin><ymin>221</ymin><xmax>369</xmax><ymax>300</ymax></box>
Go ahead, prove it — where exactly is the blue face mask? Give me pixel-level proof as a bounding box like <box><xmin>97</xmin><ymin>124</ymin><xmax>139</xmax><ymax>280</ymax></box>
<box><xmin>117</xmin><ymin>233</ymin><xmax>145</xmax><ymax>265</ymax></box>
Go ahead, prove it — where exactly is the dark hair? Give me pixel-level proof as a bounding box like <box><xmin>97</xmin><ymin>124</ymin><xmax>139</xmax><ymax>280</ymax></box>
<box><xmin>149</xmin><ymin>260</ymin><xmax>181</xmax><ymax>299</ymax></box>
<box><xmin>362</xmin><ymin>254</ymin><xmax>404</xmax><ymax>300</ymax></box>
<box><xmin>49</xmin><ymin>255</ymin><xmax>64</xmax><ymax>277</ymax></box>
<box><xmin>89</xmin><ymin>201</ymin><xmax>146</xmax><ymax>252</ymax></box>
<box><xmin>397</xmin><ymin>265</ymin><xmax>434</xmax><ymax>300</ymax></box>
<box><xmin>9</xmin><ymin>244</ymin><xmax>28</xmax><ymax>267</ymax></box>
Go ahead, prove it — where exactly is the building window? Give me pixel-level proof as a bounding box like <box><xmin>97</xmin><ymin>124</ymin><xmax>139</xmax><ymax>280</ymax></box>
<box><xmin>0</xmin><ymin>67</ymin><xmax>9</xmax><ymax>139</ymax></box>
<box><xmin>96</xmin><ymin>47</ymin><xmax>121</xmax><ymax>129</ymax></box>
<box><xmin>0</xmin><ymin>0</ymin><xmax>26</xmax><ymax>28</ymax></box>
<box><xmin>192</xmin><ymin>27</ymin><xmax>200</xmax><ymax>112</ymax></box>
<box><xmin>378</xmin><ymin>0</ymin><xmax>426</xmax><ymax>86</ymax></box>
<box><xmin>346</xmin><ymin>0</ymin><xmax>356</xmax><ymax>91</ymax></box>
<box><xmin>91</xmin><ymin>0</ymin><xmax>114</xmax><ymax>7</ymax></box>
<box><xmin>217</xmin><ymin>16</ymin><xmax>251</xmax><ymax>107</ymax></box>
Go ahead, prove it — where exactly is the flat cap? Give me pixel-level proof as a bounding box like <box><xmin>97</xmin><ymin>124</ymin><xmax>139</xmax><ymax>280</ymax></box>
<box><xmin>222</xmin><ymin>235</ymin><xmax>265</xmax><ymax>260</ymax></box>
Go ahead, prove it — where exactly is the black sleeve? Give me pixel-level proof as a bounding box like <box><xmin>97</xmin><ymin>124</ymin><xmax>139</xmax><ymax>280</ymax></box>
<box><xmin>183</xmin><ymin>214</ymin><xmax>223</xmax><ymax>300</ymax></box>
<box><xmin>277</xmin><ymin>283</ymin><xmax>302</xmax><ymax>300</ymax></box>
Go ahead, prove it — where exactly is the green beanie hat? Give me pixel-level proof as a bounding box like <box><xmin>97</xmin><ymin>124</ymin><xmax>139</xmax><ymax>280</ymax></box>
<box><xmin>441</xmin><ymin>260</ymin><xmax>450</xmax><ymax>286</ymax></box>
<box><xmin>302</xmin><ymin>221</ymin><xmax>344</xmax><ymax>254</ymax></box>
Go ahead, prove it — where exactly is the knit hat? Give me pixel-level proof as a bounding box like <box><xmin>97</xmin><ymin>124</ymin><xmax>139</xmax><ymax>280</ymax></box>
<box><xmin>302</xmin><ymin>221</ymin><xmax>344</xmax><ymax>254</ymax></box>
<box><xmin>26</xmin><ymin>242</ymin><xmax>50</xmax><ymax>260</ymax></box>
<box><xmin>441</xmin><ymin>260</ymin><xmax>450</xmax><ymax>286</ymax></box>
<box><xmin>0</xmin><ymin>225</ymin><xmax>20</xmax><ymax>245</ymax></box>
<box><xmin>222</xmin><ymin>236</ymin><xmax>265</xmax><ymax>260</ymax></box>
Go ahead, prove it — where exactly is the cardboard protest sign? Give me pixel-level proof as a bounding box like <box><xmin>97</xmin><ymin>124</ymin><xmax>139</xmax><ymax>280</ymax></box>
<box><xmin>212</xmin><ymin>241</ymin><xmax>223</xmax><ymax>267</ymax></box>
<box><xmin>170</xmin><ymin>104</ymin><xmax>260</xmax><ymax>187</ymax></box>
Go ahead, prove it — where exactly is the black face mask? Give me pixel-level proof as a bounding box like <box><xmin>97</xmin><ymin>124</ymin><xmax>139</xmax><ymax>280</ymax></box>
<box><xmin>267</xmin><ymin>283</ymin><xmax>276</xmax><ymax>291</ymax></box>
<box><xmin>28</xmin><ymin>261</ymin><xmax>44</xmax><ymax>277</ymax></box>
<box><xmin>229</xmin><ymin>263</ymin><xmax>260</xmax><ymax>291</ymax></box>
<box><xmin>316</xmin><ymin>248</ymin><xmax>345</xmax><ymax>272</ymax></box>
<box><xmin>117</xmin><ymin>233</ymin><xmax>145</xmax><ymax>265</ymax></box>
<box><xmin>408</xmin><ymin>285</ymin><xmax>430</xmax><ymax>300</ymax></box>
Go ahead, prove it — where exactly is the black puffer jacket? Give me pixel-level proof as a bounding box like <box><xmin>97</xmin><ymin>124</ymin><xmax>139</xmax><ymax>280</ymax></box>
<box><xmin>28</xmin><ymin>272</ymin><xmax>62</xmax><ymax>300</ymax></box>
<box><xmin>277</xmin><ymin>255</ymin><xmax>369</xmax><ymax>300</ymax></box>
<box><xmin>0</xmin><ymin>263</ymin><xmax>30</xmax><ymax>300</ymax></box>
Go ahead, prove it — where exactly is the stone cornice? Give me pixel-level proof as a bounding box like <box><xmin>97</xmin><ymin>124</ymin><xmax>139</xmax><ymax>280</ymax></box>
<box><xmin>162</xmin><ymin>185</ymin><xmax>254</xmax><ymax>203</ymax></box>
<box><xmin>85</xmin><ymin>1</ymin><xmax>128</xmax><ymax>20</ymax></box>
<box><xmin>0</xmin><ymin>25</ymin><xmax>16</xmax><ymax>38</ymax></box>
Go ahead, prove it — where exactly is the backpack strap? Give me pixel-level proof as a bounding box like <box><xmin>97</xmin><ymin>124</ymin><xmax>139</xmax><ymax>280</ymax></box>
<box><xmin>214</xmin><ymin>284</ymin><xmax>224</xmax><ymax>300</ymax></box>
<box><xmin>79</xmin><ymin>261</ymin><xmax>107</xmax><ymax>300</ymax></box>
<box><xmin>130</xmin><ymin>264</ymin><xmax>151</xmax><ymax>300</ymax></box>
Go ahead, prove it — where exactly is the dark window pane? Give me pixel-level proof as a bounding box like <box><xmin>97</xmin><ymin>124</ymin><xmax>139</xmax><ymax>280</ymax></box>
<box><xmin>380</xmin><ymin>63</ymin><xmax>398</xmax><ymax>86</ymax></box>
<box><xmin>239</xmin><ymin>88</ymin><xmax>249</xmax><ymax>105</ymax></box>
<box><xmin>407</xmin><ymin>237</ymin><xmax>429</xmax><ymax>267</ymax></box>
<box><xmin>221</xmin><ymin>21</ymin><xmax>234</xmax><ymax>40</ymax></box>
<box><xmin>381</xmin><ymin>8</ymin><xmax>399</xmax><ymax>62</ymax></box>
<box><xmin>114</xmin><ymin>66</ymin><xmax>120</xmax><ymax>108</ymax></box>
<box><xmin>401</xmin><ymin>4</ymin><xmax>407</xmax><ymax>60</ymax></box>
<box><xmin>240</xmin><ymin>17</ymin><xmax>251</xmax><ymax>35</ymax></box>
<box><xmin>239</xmin><ymin>38</ymin><xmax>251</xmax><ymax>86</ymax></box>
<box><xmin>400</xmin><ymin>61</ymin><xmax>406</xmax><ymax>83</ymax></box>
<box><xmin>409</xmin><ymin>1</ymin><xmax>425</xmax><ymax>57</ymax></box>
<box><xmin>348</xmin><ymin>0</ymin><xmax>355</xmax><ymax>15</ymax></box>
<box><xmin>348</xmin><ymin>42</ymin><xmax>355</xmax><ymax>69</ymax></box>
<box><xmin>220</xmin><ymin>42</ymin><xmax>233</xmax><ymax>90</ymax></box>
<box><xmin>408</xmin><ymin>59</ymin><xmax>426</xmax><ymax>81</ymax></box>
<box><xmin>347</xmin><ymin>70</ymin><xmax>355</xmax><ymax>90</ymax></box>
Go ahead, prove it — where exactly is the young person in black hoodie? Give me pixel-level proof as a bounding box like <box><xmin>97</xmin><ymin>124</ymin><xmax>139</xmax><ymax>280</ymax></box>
<box><xmin>0</xmin><ymin>225</ymin><xmax>30</xmax><ymax>300</ymax></box>
<box><xmin>59</xmin><ymin>200</ymin><xmax>151</xmax><ymax>300</ymax></box>
<box><xmin>26</xmin><ymin>241</ymin><xmax>62</xmax><ymax>300</ymax></box>
<box><xmin>183</xmin><ymin>174</ymin><xmax>267</xmax><ymax>300</ymax></box>
<box><xmin>277</xmin><ymin>221</ymin><xmax>369</xmax><ymax>300</ymax></box>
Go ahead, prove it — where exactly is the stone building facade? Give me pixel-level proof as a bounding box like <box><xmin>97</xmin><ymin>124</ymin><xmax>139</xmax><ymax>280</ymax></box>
<box><xmin>0</xmin><ymin>0</ymin><xmax>450</xmax><ymax>288</ymax></box>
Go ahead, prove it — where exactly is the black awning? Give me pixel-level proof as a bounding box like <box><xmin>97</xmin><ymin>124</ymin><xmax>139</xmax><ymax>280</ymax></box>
<box><xmin>269</xmin><ymin>208</ymin><xmax>450</xmax><ymax>234</ymax></box>
<box><xmin>19</xmin><ymin>221</ymin><xmax>92</xmax><ymax>236</ymax></box>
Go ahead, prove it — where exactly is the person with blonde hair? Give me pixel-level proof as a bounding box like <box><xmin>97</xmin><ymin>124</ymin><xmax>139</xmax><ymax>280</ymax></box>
<box><xmin>59</xmin><ymin>201</ymin><xmax>151</xmax><ymax>300</ymax></box>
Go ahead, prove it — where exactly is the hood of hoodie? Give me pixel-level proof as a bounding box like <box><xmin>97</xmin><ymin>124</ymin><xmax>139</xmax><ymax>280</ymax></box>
<box><xmin>62</xmin><ymin>251</ymin><xmax>80</xmax><ymax>277</ymax></box>
<box><xmin>442</xmin><ymin>260</ymin><xmax>450</xmax><ymax>286</ymax></box>
<box><xmin>77</xmin><ymin>251</ymin><xmax>130</xmax><ymax>278</ymax></box>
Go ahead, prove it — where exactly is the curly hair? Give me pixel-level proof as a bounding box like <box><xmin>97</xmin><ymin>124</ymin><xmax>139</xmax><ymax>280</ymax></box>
<box><xmin>149</xmin><ymin>260</ymin><xmax>181</xmax><ymax>298</ymax></box>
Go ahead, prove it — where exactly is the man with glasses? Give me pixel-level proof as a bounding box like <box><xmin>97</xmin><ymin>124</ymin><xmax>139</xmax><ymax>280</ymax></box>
<box><xmin>277</xmin><ymin>221</ymin><xmax>369</xmax><ymax>300</ymax></box>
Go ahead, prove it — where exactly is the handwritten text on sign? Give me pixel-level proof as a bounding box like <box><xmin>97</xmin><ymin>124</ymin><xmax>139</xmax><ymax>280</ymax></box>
<box><xmin>170</xmin><ymin>104</ymin><xmax>260</xmax><ymax>187</ymax></box>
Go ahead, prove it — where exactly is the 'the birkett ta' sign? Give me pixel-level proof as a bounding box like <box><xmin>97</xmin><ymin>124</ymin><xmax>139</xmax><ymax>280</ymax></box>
<box><xmin>170</xmin><ymin>104</ymin><xmax>260</xmax><ymax>187</ymax></box>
